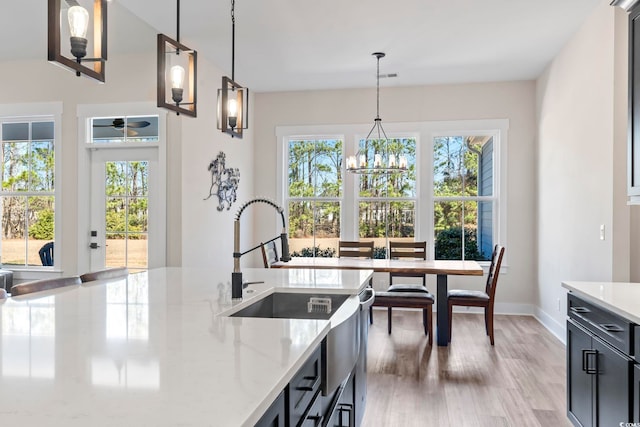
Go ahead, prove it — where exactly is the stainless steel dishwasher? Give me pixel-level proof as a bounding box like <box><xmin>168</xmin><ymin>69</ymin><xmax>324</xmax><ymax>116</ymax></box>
<box><xmin>355</xmin><ymin>288</ymin><xmax>375</xmax><ymax>426</ymax></box>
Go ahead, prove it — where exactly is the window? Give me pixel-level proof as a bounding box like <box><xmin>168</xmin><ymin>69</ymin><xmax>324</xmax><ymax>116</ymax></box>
<box><xmin>358</xmin><ymin>137</ymin><xmax>417</xmax><ymax>258</ymax></box>
<box><xmin>1</xmin><ymin>119</ymin><xmax>56</xmax><ymax>267</ymax></box>
<box><xmin>287</xmin><ymin>138</ymin><xmax>343</xmax><ymax>257</ymax></box>
<box><xmin>91</xmin><ymin>115</ymin><xmax>159</xmax><ymax>144</ymax></box>
<box><xmin>278</xmin><ymin>120</ymin><xmax>507</xmax><ymax>263</ymax></box>
<box><xmin>433</xmin><ymin>135</ymin><xmax>495</xmax><ymax>261</ymax></box>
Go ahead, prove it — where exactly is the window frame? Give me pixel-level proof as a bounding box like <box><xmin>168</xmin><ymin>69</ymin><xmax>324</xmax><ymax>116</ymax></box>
<box><xmin>0</xmin><ymin>102</ymin><xmax>62</xmax><ymax>271</ymax></box>
<box><xmin>277</xmin><ymin>119</ymin><xmax>508</xmax><ymax>265</ymax></box>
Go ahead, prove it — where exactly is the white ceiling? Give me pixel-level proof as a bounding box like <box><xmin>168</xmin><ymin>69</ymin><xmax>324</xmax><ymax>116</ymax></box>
<box><xmin>1</xmin><ymin>0</ymin><xmax>603</xmax><ymax>92</ymax></box>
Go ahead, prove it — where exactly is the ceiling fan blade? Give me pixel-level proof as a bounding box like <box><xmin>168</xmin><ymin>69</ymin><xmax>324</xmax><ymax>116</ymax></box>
<box><xmin>126</xmin><ymin>128</ymin><xmax>139</xmax><ymax>137</ymax></box>
<box><xmin>127</xmin><ymin>121</ymin><xmax>151</xmax><ymax>128</ymax></box>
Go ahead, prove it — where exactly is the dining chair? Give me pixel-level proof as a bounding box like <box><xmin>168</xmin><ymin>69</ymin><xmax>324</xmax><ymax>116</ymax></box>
<box><xmin>0</xmin><ymin>288</ymin><xmax>6</xmax><ymax>299</ymax></box>
<box><xmin>372</xmin><ymin>241</ymin><xmax>434</xmax><ymax>342</ymax></box>
<box><xmin>38</xmin><ymin>241</ymin><xmax>54</xmax><ymax>266</ymax></box>
<box><xmin>79</xmin><ymin>266</ymin><xmax>129</xmax><ymax>283</ymax></box>
<box><xmin>338</xmin><ymin>241</ymin><xmax>374</xmax><ymax>258</ymax></box>
<box><xmin>447</xmin><ymin>244</ymin><xmax>505</xmax><ymax>345</ymax></box>
<box><xmin>260</xmin><ymin>241</ymin><xmax>279</xmax><ymax>268</ymax></box>
<box><xmin>10</xmin><ymin>276</ymin><xmax>81</xmax><ymax>297</ymax></box>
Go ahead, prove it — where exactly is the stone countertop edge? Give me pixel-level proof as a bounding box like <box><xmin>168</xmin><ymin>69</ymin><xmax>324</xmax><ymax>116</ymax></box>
<box><xmin>562</xmin><ymin>281</ymin><xmax>640</xmax><ymax>324</ymax></box>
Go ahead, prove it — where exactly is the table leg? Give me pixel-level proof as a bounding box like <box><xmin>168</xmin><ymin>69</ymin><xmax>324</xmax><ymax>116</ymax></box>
<box><xmin>436</xmin><ymin>274</ymin><xmax>449</xmax><ymax>346</ymax></box>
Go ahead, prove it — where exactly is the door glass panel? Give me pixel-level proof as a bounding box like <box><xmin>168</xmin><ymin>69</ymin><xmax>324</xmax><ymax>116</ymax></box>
<box><xmin>104</xmin><ymin>161</ymin><xmax>149</xmax><ymax>271</ymax></box>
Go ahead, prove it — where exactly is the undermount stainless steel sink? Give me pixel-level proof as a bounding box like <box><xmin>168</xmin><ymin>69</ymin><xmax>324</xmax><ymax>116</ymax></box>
<box><xmin>227</xmin><ymin>291</ymin><xmax>360</xmax><ymax>396</ymax></box>
<box><xmin>229</xmin><ymin>292</ymin><xmax>349</xmax><ymax>320</ymax></box>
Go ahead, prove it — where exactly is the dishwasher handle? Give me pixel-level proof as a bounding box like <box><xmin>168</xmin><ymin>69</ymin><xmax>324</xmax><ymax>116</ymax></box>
<box><xmin>359</xmin><ymin>288</ymin><xmax>375</xmax><ymax>310</ymax></box>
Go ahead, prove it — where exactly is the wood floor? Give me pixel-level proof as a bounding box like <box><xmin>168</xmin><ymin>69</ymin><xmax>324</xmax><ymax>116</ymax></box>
<box><xmin>361</xmin><ymin>310</ymin><xmax>570</xmax><ymax>427</ymax></box>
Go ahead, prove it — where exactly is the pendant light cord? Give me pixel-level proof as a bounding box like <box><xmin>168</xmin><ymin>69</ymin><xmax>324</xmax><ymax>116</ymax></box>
<box><xmin>376</xmin><ymin>54</ymin><xmax>380</xmax><ymax>120</ymax></box>
<box><xmin>176</xmin><ymin>0</ymin><xmax>180</xmax><ymax>43</ymax></box>
<box><xmin>231</xmin><ymin>0</ymin><xmax>236</xmax><ymax>81</ymax></box>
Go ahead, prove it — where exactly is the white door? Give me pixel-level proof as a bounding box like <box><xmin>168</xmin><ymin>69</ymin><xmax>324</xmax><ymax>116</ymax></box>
<box><xmin>89</xmin><ymin>147</ymin><xmax>164</xmax><ymax>272</ymax></box>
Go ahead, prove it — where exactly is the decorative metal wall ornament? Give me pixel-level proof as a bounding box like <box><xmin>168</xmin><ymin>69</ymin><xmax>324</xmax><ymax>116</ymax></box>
<box><xmin>204</xmin><ymin>152</ymin><xmax>240</xmax><ymax>211</ymax></box>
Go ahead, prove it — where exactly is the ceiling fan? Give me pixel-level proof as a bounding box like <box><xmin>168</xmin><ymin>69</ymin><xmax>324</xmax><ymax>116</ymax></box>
<box><xmin>93</xmin><ymin>118</ymin><xmax>151</xmax><ymax>136</ymax></box>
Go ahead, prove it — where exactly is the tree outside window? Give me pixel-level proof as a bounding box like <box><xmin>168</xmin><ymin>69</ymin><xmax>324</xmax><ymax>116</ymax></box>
<box><xmin>433</xmin><ymin>135</ymin><xmax>494</xmax><ymax>261</ymax></box>
<box><xmin>358</xmin><ymin>137</ymin><xmax>417</xmax><ymax>258</ymax></box>
<box><xmin>1</xmin><ymin>120</ymin><xmax>55</xmax><ymax>266</ymax></box>
<box><xmin>287</xmin><ymin>139</ymin><xmax>342</xmax><ymax>257</ymax></box>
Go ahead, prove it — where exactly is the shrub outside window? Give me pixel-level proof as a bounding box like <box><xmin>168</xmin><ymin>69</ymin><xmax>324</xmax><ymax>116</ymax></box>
<box><xmin>433</xmin><ymin>135</ymin><xmax>495</xmax><ymax>261</ymax></box>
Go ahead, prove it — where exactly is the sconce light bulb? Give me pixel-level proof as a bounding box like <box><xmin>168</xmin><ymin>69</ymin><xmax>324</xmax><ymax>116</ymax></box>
<box><xmin>68</xmin><ymin>6</ymin><xmax>89</xmax><ymax>38</ymax></box>
<box><xmin>170</xmin><ymin>65</ymin><xmax>185</xmax><ymax>89</ymax></box>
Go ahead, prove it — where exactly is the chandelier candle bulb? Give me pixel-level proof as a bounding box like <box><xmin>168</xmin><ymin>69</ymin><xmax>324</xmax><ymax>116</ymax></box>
<box><xmin>374</xmin><ymin>154</ymin><xmax>382</xmax><ymax>168</ymax></box>
<box><xmin>399</xmin><ymin>155</ymin><xmax>408</xmax><ymax>169</ymax></box>
<box><xmin>359</xmin><ymin>154</ymin><xmax>367</xmax><ymax>168</ymax></box>
<box><xmin>389</xmin><ymin>154</ymin><xmax>396</xmax><ymax>168</ymax></box>
<box><xmin>347</xmin><ymin>156</ymin><xmax>357</xmax><ymax>170</ymax></box>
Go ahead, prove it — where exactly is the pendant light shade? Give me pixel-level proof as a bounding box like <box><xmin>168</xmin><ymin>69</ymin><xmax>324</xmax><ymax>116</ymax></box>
<box><xmin>157</xmin><ymin>0</ymin><xmax>197</xmax><ymax>117</ymax></box>
<box><xmin>48</xmin><ymin>0</ymin><xmax>107</xmax><ymax>82</ymax></box>
<box><xmin>346</xmin><ymin>52</ymin><xmax>408</xmax><ymax>175</ymax></box>
<box><xmin>217</xmin><ymin>0</ymin><xmax>249</xmax><ymax>138</ymax></box>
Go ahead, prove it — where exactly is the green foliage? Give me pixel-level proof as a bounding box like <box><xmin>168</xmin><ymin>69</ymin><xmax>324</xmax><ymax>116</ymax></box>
<box><xmin>434</xmin><ymin>227</ymin><xmax>484</xmax><ymax>260</ymax></box>
<box><xmin>373</xmin><ymin>246</ymin><xmax>387</xmax><ymax>259</ymax></box>
<box><xmin>291</xmin><ymin>246</ymin><xmax>336</xmax><ymax>258</ymax></box>
<box><xmin>28</xmin><ymin>209</ymin><xmax>54</xmax><ymax>240</ymax></box>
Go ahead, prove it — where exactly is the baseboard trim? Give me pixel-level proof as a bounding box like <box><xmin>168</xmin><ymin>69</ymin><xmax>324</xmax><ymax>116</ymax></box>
<box><xmin>533</xmin><ymin>306</ymin><xmax>566</xmax><ymax>345</ymax></box>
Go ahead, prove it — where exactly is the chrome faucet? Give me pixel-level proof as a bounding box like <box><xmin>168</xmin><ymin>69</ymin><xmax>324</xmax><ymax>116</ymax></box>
<box><xmin>232</xmin><ymin>198</ymin><xmax>291</xmax><ymax>299</ymax></box>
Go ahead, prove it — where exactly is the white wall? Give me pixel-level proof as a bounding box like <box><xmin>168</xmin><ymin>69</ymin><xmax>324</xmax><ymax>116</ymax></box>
<box><xmin>535</xmin><ymin>0</ymin><xmax>630</xmax><ymax>338</ymax></box>
<box><xmin>254</xmin><ymin>81</ymin><xmax>537</xmax><ymax>312</ymax></box>
<box><xmin>0</xmin><ymin>3</ymin><xmax>257</xmax><ymax>277</ymax></box>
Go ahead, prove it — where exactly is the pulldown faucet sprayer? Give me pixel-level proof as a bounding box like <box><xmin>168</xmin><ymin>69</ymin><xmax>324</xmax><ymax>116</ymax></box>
<box><xmin>232</xmin><ymin>198</ymin><xmax>291</xmax><ymax>299</ymax></box>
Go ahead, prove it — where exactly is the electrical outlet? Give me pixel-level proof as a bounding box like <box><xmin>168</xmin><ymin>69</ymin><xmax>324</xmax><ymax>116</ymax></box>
<box><xmin>557</xmin><ymin>298</ymin><xmax>561</xmax><ymax>312</ymax></box>
<box><xmin>600</xmin><ymin>224</ymin><xmax>605</xmax><ymax>241</ymax></box>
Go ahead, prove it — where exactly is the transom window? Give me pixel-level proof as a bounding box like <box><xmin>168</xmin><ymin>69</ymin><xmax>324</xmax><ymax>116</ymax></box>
<box><xmin>90</xmin><ymin>116</ymin><xmax>159</xmax><ymax>144</ymax></box>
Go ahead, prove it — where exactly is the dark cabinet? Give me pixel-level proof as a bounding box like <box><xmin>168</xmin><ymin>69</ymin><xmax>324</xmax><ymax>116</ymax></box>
<box><xmin>255</xmin><ymin>390</ymin><xmax>286</xmax><ymax>427</ymax></box>
<box><xmin>634</xmin><ymin>365</ymin><xmax>640</xmax><ymax>421</ymax></box>
<box><xmin>325</xmin><ymin>373</ymin><xmax>355</xmax><ymax>427</ymax></box>
<box><xmin>566</xmin><ymin>294</ymin><xmax>634</xmax><ymax>427</ymax></box>
<box><xmin>629</xmin><ymin>5</ymin><xmax>640</xmax><ymax>200</ymax></box>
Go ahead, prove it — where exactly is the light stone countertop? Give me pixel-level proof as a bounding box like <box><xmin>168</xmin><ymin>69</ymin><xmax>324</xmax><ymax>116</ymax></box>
<box><xmin>0</xmin><ymin>267</ymin><xmax>373</xmax><ymax>426</ymax></box>
<box><xmin>562</xmin><ymin>281</ymin><xmax>640</xmax><ymax>324</ymax></box>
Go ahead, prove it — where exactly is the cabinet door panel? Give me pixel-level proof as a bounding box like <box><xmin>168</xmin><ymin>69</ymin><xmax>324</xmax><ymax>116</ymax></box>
<box><xmin>567</xmin><ymin>321</ymin><xmax>594</xmax><ymax>427</ymax></box>
<box><xmin>594</xmin><ymin>337</ymin><xmax>633</xmax><ymax>426</ymax></box>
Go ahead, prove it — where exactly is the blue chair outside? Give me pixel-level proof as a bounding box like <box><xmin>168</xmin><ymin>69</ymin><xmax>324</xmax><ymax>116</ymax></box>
<box><xmin>39</xmin><ymin>242</ymin><xmax>54</xmax><ymax>266</ymax></box>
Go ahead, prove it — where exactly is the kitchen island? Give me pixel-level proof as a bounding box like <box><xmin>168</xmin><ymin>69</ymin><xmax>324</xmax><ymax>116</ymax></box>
<box><xmin>562</xmin><ymin>281</ymin><xmax>640</xmax><ymax>426</ymax></box>
<box><xmin>0</xmin><ymin>267</ymin><xmax>373</xmax><ymax>426</ymax></box>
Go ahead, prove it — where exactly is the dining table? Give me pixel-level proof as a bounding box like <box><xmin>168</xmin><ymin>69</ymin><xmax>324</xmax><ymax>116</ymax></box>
<box><xmin>272</xmin><ymin>257</ymin><xmax>484</xmax><ymax>346</ymax></box>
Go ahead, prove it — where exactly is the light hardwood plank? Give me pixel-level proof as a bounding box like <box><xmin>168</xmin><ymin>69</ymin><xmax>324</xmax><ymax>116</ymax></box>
<box><xmin>362</xmin><ymin>310</ymin><xmax>571</xmax><ymax>427</ymax></box>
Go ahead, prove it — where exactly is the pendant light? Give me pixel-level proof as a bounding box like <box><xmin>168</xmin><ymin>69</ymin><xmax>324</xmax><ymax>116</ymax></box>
<box><xmin>346</xmin><ymin>52</ymin><xmax>407</xmax><ymax>174</ymax></box>
<box><xmin>48</xmin><ymin>0</ymin><xmax>108</xmax><ymax>82</ymax></box>
<box><xmin>217</xmin><ymin>0</ymin><xmax>249</xmax><ymax>139</ymax></box>
<box><xmin>157</xmin><ymin>0</ymin><xmax>198</xmax><ymax>117</ymax></box>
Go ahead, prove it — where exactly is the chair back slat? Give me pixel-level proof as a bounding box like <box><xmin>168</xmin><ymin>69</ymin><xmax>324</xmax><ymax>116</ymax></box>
<box><xmin>338</xmin><ymin>241</ymin><xmax>374</xmax><ymax>258</ymax></box>
<box><xmin>389</xmin><ymin>241</ymin><xmax>427</xmax><ymax>283</ymax></box>
<box><xmin>261</xmin><ymin>241</ymin><xmax>279</xmax><ymax>268</ymax></box>
<box><xmin>389</xmin><ymin>241</ymin><xmax>427</xmax><ymax>260</ymax></box>
<box><xmin>485</xmin><ymin>245</ymin><xmax>505</xmax><ymax>299</ymax></box>
<box><xmin>10</xmin><ymin>276</ymin><xmax>81</xmax><ymax>297</ymax></box>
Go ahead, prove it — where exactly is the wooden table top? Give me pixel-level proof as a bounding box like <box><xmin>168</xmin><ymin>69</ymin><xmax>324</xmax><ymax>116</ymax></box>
<box><xmin>272</xmin><ymin>257</ymin><xmax>484</xmax><ymax>276</ymax></box>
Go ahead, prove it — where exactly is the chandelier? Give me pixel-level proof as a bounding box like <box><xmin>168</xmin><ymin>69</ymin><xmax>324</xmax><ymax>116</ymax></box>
<box><xmin>346</xmin><ymin>52</ymin><xmax>407</xmax><ymax>174</ymax></box>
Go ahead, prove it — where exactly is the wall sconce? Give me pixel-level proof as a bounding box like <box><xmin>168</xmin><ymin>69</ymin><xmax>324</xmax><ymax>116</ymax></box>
<box><xmin>217</xmin><ymin>0</ymin><xmax>249</xmax><ymax>138</ymax></box>
<box><xmin>157</xmin><ymin>0</ymin><xmax>197</xmax><ymax>117</ymax></box>
<box><xmin>48</xmin><ymin>0</ymin><xmax>107</xmax><ymax>82</ymax></box>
